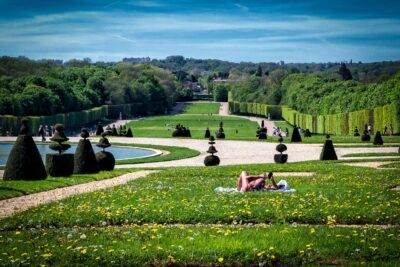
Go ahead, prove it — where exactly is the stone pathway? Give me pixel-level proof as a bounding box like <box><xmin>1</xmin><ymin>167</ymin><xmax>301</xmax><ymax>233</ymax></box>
<box><xmin>0</xmin><ymin>170</ymin><xmax>158</xmax><ymax>219</ymax></box>
<box><xmin>340</xmin><ymin>161</ymin><xmax>396</xmax><ymax>168</ymax></box>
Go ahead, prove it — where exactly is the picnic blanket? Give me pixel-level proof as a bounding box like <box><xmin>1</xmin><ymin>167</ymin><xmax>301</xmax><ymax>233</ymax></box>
<box><xmin>215</xmin><ymin>179</ymin><xmax>296</xmax><ymax>193</ymax></box>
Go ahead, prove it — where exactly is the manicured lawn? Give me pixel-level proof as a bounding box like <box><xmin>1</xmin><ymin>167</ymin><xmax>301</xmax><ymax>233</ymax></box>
<box><xmin>0</xmin><ymin>143</ymin><xmax>199</xmax><ymax>200</ymax></box>
<box><xmin>274</xmin><ymin>121</ymin><xmax>400</xmax><ymax>144</ymax></box>
<box><xmin>182</xmin><ymin>102</ymin><xmax>220</xmax><ymax>114</ymax></box>
<box><xmin>380</xmin><ymin>161</ymin><xmax>400</xmax><ymax>168</ymax></box>
<box><xmin>0</xmin><ymin>169</ymin><xmax>135</xmax><ymax>200</ymax></box>
<box><xmin>0</xmin><ymin>161</ymin><xmax>399</xmax><ymax>265</ymax></box>
<box><xmin>114</xmin><ymin>143</ymin><xmax>200</xmax><ymax>165</ymax></box>
<box><xmin>127</xmin><ymin>115</ymin><xmax>259</xmax><ymax>140</ymax></box>
<box><xmin>342</xmin><ymin>152</ymin><xmax>400</xmax><ymax>157</ymax></box>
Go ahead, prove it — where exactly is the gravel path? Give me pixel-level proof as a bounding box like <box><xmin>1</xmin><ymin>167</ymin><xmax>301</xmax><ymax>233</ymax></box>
<box><xmin>340</xmin><ymin>161</ymin><xmax>396</xmax><ymax>168</ymax></box>
<box><xmin>0</xmin><ymin>170</ymin><xmax>157</xmax><ymax>219</ymax></box>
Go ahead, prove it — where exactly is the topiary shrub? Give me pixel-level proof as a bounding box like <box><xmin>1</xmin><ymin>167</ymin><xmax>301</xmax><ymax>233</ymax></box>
<box><xmin>95</xmin><ymin>132</ymin><xmax>115</xmax><ymax>171</ymax></box>
<box><xmin>204</xmin><ymin>155</ymin><xmax>220</xmax><ymax>166</ymax></box>
<box><xmin>354</xmin><ymin>127</ymin><xmax>360</xmax><ymax>136</ymax></box>
<box><xmin>274</xmin><ymin>136</ymin><xmax>288</xmax><ymax>163</ymax></box>
<box><xmin>204</xmin><ymin>136</ymin><xmax>220</xmax><ymax>166</ymax></box>
<box><xmin>361</xmin><ymin>130</ymin><xmax>370</xmax><ymax>141</ymax></box>
<box><xmin>126</xmin><ymin>127</ymin><xmax>133</xmax><ymax>137</ymax></box>
<box><xmin>73</xmin><ymin>128</ymin><xmax>99</xmax><ymax>174</ymax></box>
<box><xmin>304</xmin><ymin>129</ymin><xmax>311</xmax><ymax>137</ymax></box>
<box><xmin>3</xmin><ymin>118</ymin><xmax>47</xmax><ymax>180</ymax></box>
<box><xmin>320</xmin><ymin>135</ymin><xmax>338</xmax><ymax>160</ymax></box>
<box><xmin>373</xmin><ymin>131</ymin><xmax>384</xmax><ymax>145</ymax></box>
<box><xmin>45</xmin><ymin>124</ymin><xmax>74</xmax><ymax>177</ymax></box>
<box><xmin>204</xmin><ymin>128</ymin><xmax>210</xmax><ymax>138</ymax></box>
<box><xmin>256</xmin><ymin>127</ymin><xmax>267</xmax><ymax>139</ymax></box>
<box><xmin>96</xmin><ymin>123</ymin><xmax>104</xmax><ymax>136</ymax></box>
<box><xmin>291</xmin><ymin>125</ymin><xmax>302</xmax><ymax>142</ymax></box>
<box><xmin>112</xmin><ymin>125</ymin><xmax>118</xmax><ymax>136</ymax></box>
<box><xmin>172</xmin><ymin>124</ymin><xmax>191</xmax><ymax>137</ymax></box>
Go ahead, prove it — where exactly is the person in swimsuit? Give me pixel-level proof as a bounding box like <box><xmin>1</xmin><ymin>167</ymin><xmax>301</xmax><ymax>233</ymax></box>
<box><xmin>236</xmin><ymin>171</ymin><xmax>281</xmax><ymax>192</ymax></box>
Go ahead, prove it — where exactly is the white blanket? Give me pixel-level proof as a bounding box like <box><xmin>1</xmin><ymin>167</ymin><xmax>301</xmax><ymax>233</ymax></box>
<box><xmin>214</xmin><ymin>180</ymin><xmax>296</xmax><ymax>193</ymax></box>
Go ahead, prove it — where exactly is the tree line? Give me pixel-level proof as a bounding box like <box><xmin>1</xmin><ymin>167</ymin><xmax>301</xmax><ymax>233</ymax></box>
<box><xmin>0</xmin><ymin>57</ymin><xmax>181</xmax><ymax>116</ymax></box>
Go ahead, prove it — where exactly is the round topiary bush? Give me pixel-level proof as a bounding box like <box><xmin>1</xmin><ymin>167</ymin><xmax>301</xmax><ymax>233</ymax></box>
<box><xmin>46</xmin><ymin>154</ymin><xmax>74</xmax><ymax>177</ymax></box>
<box><xmin>304</xmin><ymin>129</ymin><xmax>311</xmax><ymax>137</ymax></box>
<box><xmin>73</xmin><ymin>129</ymin><xmax>99</xmax><ymax>174</ymax></box>
<box><xmin>291</xmin><ymin>126</ymin><xmax>302</xmax><ymax>142</ymax></box>
<box><xmin>373</xmin><ymin>131</ymin><xmax>384</xmax><ymax>145</ymax></box>
<box><xmin>95</xmin><ymin>151</ymin><xmax>115</xmax><ymax>171</ymax></box>
<box><xmin>320</xmin><ymin>136</ymin><xmax>338</xmax><ymax>160</ymax></box>
<box><xmin>3</xmin><ymin>118</ymin><xmax>47</xmax><ymax>180</ymax></box>
<box><xmin>46</xmin><ymin>124</ymin><xmax>74</xmax><ymax>177</ymax></box>
<box><xmin>204</xmin><ymin>155</ymin><xmax>220</xmax><ymax>166</ymax></box>
<box><xmin>274</xmin><ymin>154</ymin><xmax>288</xmax><ymax>163</ymax></box>
<box><xmin>361</xmin><ymin>132</ymin><xmax>371</xmax><ymax>141</ymax></box>
<box><xmin>274</xmin><ymin>136</ymin><xmax>288</xmax><ymax>163</ymax></box>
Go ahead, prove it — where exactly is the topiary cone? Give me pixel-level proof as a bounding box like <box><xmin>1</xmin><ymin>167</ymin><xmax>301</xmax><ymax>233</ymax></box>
<box><xmin>291</xmin><ymin>126</ymin><xmax>302</xmax><ymax>142</ymax></box>
<box><xmin>73</xmin><ymin>132</ymin><xmax>99</xmax><ymax>174</ymax></box>
<box><xmin>3</xmin><ymin>119</ymin><xmax>47</xmax><ymax>180</ymax></box>
<box><xmin>320</xmin><ymin>139</ymin><xmax>338</xmax><ymax>160</ymax></box>
<box><xmin>373</xmin><ymin>131</ymin><xmax>384</xmax><ymax>145</ymax></box>
<box><xmin>126</xmin><ymin>128</ymin><xmax>133</xmax><ymax>137</ymax></box>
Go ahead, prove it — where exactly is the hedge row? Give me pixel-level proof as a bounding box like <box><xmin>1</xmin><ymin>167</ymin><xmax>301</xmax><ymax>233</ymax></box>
<box><xmin>282</xmin><ymin>103</ymin><xmax>400</xmax><ymax>135</ymax></box>
<box><xmin>0</xmin><ymin>106</ymin><xmax>109</xmax><ymax>135</ymax></box>
<box><xmin>0</xmin><ymin>102</ymin><xmax>168</xmax><ymax>135</ymax></box>
<box><xmin>228</xmin><ymin>101</ymin><xmax>282</xmax><ymax>119</ymax></box>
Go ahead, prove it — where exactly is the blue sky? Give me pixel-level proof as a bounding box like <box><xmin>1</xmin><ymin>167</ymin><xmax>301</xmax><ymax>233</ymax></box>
<box><xmin>0</xmin><ymin>0</ymin><xmax>399</xmax><ymax>63</ymax></box>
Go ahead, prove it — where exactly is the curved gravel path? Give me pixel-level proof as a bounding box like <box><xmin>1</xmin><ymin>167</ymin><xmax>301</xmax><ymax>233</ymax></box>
<box><xmin>0</xmin><ymin>170</ymin><xmax>158</xmax><ymax>219</ymax></box>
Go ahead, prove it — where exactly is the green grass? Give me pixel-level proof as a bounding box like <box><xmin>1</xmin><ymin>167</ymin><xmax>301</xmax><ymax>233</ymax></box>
<box><xmin>342</xmin><ymin>152</ymin><xmax>400</xmax><ymax>157</ymax></box>
<box><xmin>182</xmin><ymin>102</ymin><xmax>220</xmax><ymax>114</ymax></box>
<box><xmin>0</xmin><ymin>161</ymin><xmax>399</xmax><ymax>265</ymax></box>
<box><xmin>274</xmin><ymin>120</ymin><xmax>400</xmax><ymax>144</ymax></box>
<box><xmin>0</xmin><ymin>169</ymin><xmax>135</xmax><ymax>200</ymax></box>
<box><xmin>0</xmin><ymin>224</ymin><xmax>398</xmax><ymax>266</ymax></box>
<box><xmin>127</xmin><ymin>115</ymin><xmax>260</xmax><ymax>140</ymax></box>
<box><xmin>379</xmin><ymin>162</ymin><xmax>400</xmax><ymax>168</ymax></box>
<box><xmin>115</xmin><ymin>143</ymin><xmax>200</xmax><ymax>164</ymax></box>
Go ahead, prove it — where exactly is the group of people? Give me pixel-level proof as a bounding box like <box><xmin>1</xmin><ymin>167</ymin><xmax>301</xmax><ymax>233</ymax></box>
<box><xmin>272</xmin><ymin>127</ymin><xmax>289</xmax><ymax>137</ymax></box>
<box><xmin>38</xmin><ymin>125</ymin><xmax>55</xmax><ymax>142</ymax></box>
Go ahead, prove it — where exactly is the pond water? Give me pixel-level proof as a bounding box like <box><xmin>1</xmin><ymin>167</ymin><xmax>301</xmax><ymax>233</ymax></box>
<box><xmin>0</xmin><ymin>143</ymin><xmax>157</xmax><ymax>166</ymax></box>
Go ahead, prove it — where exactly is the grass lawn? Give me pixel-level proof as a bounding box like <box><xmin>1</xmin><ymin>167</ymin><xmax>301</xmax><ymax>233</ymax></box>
<box><xmin>0</xmin><ymin>143</ymin><xmax>199</xmax><ymax>200</ymax></box>
<box><xmin>274</xmin><ymin>120</ymin><xmax>400</xmax><ymax>144</ymax></box>
<box><xmin>1</xmin><ymin>161</ymin><xmax>399</xmax><ymax>265</ymax></box>
<box><xmin>127</xmin><ymin>115</ymin><xmax>260</xmax><ymax>140</ymax></box>
<box><xmin>342</xmin><ymin>152</ymin><xmax>400</xmax><ymax>157</ymax></box>
<box><xmin>182</xmin><ymin>102</ymin><xmax>220</xmax><ymax>114</ymax></box>
<box><xmin>114</xmin><ymin>143</ymin><xmax>200</xmax><ymax>165</ymax></box>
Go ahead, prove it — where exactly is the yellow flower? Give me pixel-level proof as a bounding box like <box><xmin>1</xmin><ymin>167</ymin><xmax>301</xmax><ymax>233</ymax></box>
<box><xmin>167</xmin><ymin>255</ymin><xmax>176</xmax><ymax>263</ymax></box>
<box><xmin>218</xmin><ymin>257</ymin><xmax>224</xmax><ymax>262</ymax></box>
<box><xmin>80</xmin><ymin>249</ymin><xmax>87</xmax><ymax>254</ymax></box>
<box><xmin>42</xmin><ymin>253</ymin><xmax>52</xmax><ymax>258</ymax></box>
<box><xmin>15</xmin><ymin>231</ymin><xmax>21</xmax><ymax>235</ymax></box>
<box><xmin>310</xmin><ymin>228</ymin><xmax>315</xmax><ymax>234</ymax></box>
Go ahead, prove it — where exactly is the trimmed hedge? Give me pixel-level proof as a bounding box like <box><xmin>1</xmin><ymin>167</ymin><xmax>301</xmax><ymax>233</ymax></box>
<box><xmin>228</xmin><ymin>91</ymin><xmax>399</xmax><ymax>135</ymax></box>
<box><xmin>228</xmin><ymin>101</ymin><xmax>282</xmax><ymax>119</ymax></box>
<box><xmin>281</xmin><ymin>103</ymin><xmax>400</xmax><ymax>135</ymax></box>
<box><xmin>0</xmin><ymin>102</ymin><xmax>151</xmax><ymax>135</ymax></box>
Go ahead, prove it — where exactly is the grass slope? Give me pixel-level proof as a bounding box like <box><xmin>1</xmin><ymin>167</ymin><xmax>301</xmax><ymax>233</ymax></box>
<box><xmin>182</xmin><ymin>102</ymin><xmax>220</xmax><ymax>114</ymax></box>
<box><xmin>342</xmin><ymin>152</ymin><xmax>400</xmax><ymax>157</ymax></box>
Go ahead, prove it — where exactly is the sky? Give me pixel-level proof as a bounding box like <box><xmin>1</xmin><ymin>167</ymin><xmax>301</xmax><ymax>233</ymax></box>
<box><xmin>0</xmin><ymin>0</ymin><xmax>399</xmax><ymax>63</ymax></box>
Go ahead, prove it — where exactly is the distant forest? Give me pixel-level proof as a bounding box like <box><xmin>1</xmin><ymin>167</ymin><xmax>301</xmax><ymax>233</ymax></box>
<box><xmin>1</xmin><ymin>56</ymin><xmax>399</xmax><ymax>116</ymax></box>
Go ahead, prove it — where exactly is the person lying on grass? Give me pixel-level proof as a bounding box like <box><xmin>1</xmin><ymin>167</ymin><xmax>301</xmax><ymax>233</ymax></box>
<box><xmin>237</xmin><ymin>171</ymin><xmax>283</xmax><ymax>192</ymax></box>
